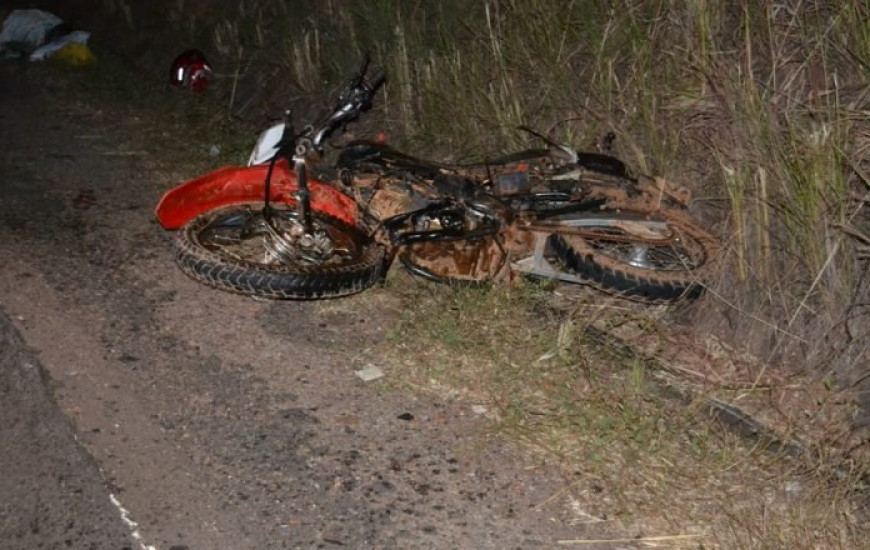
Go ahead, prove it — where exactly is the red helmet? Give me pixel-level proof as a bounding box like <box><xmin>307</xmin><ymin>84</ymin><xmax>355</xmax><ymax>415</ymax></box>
<box><xmin>170</xmin><ymin>49</ymin><xmax>212</xmax><ymax>92</ymax></box>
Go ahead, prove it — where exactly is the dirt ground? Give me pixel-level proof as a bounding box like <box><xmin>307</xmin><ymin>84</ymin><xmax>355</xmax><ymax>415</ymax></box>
<box><xmin>0</xmin><ymin>62</ymin><xmax>597</xmax><ymax>548</ymax></box>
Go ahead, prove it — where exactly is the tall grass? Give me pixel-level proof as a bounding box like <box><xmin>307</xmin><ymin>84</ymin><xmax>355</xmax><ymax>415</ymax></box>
<box><xmin>683</xmin><ymin>2</ymin><xmax>869</xmax><ymax>379</ymax></box>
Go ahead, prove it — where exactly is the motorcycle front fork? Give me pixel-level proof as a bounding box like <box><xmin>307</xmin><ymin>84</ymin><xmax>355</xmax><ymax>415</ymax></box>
<box><xmin>293</xmin><ymin>155</ymin><xmax>315</xmax><ymax>235</ymax></box>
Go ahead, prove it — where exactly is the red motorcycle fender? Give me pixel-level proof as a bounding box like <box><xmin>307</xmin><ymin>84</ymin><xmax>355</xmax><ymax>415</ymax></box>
<box><xmin>154</xmin><ymin>159</ymin><xmax>358</xmax><ymax>230</ymax></box>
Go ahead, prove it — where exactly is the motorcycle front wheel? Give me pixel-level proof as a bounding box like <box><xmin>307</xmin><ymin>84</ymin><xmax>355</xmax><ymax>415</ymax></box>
<box><xmin>175</xmin><ymin>204</ymin><xmax>386</xmax><ymax>300</ymax></box>
<box><xmin>548</xmin><ymin>210</ymin><xmax>718</xmax><ymax>303</ymax></box>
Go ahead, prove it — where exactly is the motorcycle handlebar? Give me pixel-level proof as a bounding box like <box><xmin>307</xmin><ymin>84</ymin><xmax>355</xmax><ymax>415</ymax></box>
<box><xmin>310</xmin><ymin>67</ymin><xmax>386</xmax><ymax>149</ymax></box>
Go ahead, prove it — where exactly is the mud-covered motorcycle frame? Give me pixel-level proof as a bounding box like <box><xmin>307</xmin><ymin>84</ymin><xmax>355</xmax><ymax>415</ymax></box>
<box><xmin>156</xmin><ymin>58</ymin><xmax>717</xmax><ymax>302</ymax></box>
<box><xmin>334</xmin><ymin>132</ymin><xmax>711</xmax><ymax>297</ymax></box>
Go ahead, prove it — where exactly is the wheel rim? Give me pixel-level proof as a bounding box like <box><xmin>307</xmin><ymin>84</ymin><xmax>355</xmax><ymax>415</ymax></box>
<box><xmin>578</xmin><ymin>223</ymin><xmax>705</xmax><ymax>272</ymax></box>
<box><xmin>196</xmin><ymin>206</ymin><xmax>363</xmax><ymax>268</ymax></box>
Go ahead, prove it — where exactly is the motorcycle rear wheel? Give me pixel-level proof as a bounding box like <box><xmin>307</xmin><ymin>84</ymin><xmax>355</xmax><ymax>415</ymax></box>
<box><xmin>548</xmin><ymin>210</ymin><xmax>718</xmax><ymax>302</ymax></box>
<box><xmin>175</xmin><ymin>204</ymin><xmax>386</xmax><ymax>300</ymax></box>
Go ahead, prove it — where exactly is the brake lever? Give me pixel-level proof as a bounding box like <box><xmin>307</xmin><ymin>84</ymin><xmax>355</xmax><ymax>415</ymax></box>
<box><xmin>354</xmin><ymin>55</ymin><xmax>371</xmax><ymax>87</ymax></box>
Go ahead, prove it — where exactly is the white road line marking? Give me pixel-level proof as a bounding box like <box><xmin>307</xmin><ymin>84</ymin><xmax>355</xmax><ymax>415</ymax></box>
<box><xmin>109</xmin><ymin>493</ymin><xmax>157</xmax><ymax>550</ymax></box>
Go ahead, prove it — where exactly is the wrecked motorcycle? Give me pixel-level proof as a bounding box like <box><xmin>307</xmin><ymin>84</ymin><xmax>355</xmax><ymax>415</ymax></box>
<box><xmin>155</xmin><ymin>60</ymin><xmax>718</xmax><ymax>302</ymax></box>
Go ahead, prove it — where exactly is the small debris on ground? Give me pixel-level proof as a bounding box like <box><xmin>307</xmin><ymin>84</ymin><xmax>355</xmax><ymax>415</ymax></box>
<box><xmin>73</xmin><ymin>189</ymin><xmax>97</xmax><ymax>208</ymax></box>
<box><xmin>354</xmin><ymin>364</ymin><xmax>384</xmax><ymax>382</ymax></box>
<box><xmin>471</xmin><ymin>405</ymin><xmax>488</xmax><ymax>415</ymax></box>
<box><xmin>397</xmin><ymin>412</ymin><xmax>414</xmax><ymax>421</ymax></box>
<box><xmin>784</xmin><ymin>480</ymin><xmax>803</xmax><ymax>498</ymax></box>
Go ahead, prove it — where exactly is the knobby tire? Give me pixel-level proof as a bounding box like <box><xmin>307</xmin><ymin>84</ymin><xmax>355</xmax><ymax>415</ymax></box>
<box><xmin>175</xmin><ymin>204</ymin><xmax>386</xmax><ymax>300</ymax></box>
<box><xmin>549</xmin><ymin>210</ymin><xmax>718</xmax><ymax>303</ymax></box>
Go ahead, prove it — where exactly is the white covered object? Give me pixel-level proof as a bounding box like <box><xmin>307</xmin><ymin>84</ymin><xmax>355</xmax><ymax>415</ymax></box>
<box><xmin>0</xmin><ymin>9</ymin><xmax>63</xmax><ymax>50</ymax></box>
<box><xmin>30</xmin><ymin>30</ymin><xmax>91</xmax><ymax>61</ymax></box>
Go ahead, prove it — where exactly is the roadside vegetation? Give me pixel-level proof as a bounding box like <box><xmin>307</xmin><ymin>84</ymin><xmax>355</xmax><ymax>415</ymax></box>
<box><xmin>61</xmin><ymin>0</ymin><xmax>870</xmax><ymax>546</ymax></box>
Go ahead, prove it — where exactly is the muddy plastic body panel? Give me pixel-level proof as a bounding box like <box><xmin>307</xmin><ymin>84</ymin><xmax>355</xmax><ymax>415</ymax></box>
<box><xmin>155</xmin><ymin>159</ymin><xmax>358</xmax><ymax>230</ymax></box>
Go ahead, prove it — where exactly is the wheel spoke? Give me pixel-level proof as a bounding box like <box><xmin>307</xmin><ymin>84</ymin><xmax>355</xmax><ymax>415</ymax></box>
<box><xmin>196</xmin><ymin>207</ymin><xmax>361</xmax><ymax>268</ymax></box>
<box><xmin>580</xmin><ymin>223</ymin><xmax>702</xmax><ymax>272</ymax></box>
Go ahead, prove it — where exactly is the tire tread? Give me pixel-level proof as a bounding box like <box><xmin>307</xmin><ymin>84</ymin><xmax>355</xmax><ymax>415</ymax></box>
<box><xmin>175</xmin><ymin>207</ymin><xmax>386</xmax><ymax>300</ymax></box>
<box><xmin>548</xmin><ymin>211</ymin><xmax>718</xmax><ymax>303</ymax></box>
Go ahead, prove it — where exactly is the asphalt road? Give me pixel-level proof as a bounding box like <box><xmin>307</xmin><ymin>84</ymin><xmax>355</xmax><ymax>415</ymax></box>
<box><xmin>0</xmin><ymin>308</ymin><xmax>134</xmax><ymax>549</ymax></box>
